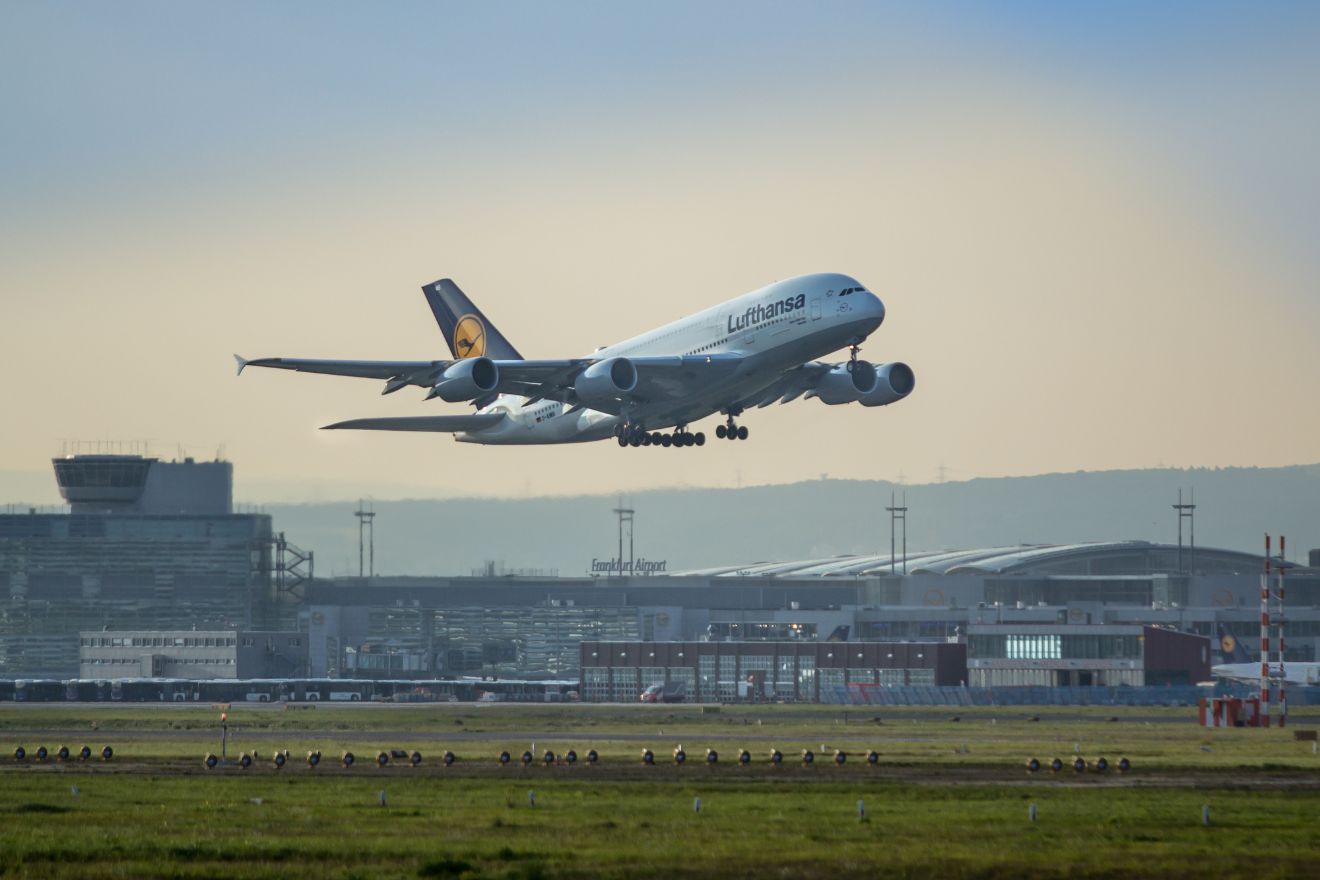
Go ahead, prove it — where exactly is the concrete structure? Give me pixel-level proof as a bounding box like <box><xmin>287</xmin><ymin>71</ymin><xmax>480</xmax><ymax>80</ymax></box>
<box><xmin>0</xmin><ymin>454</ymin><xmax>309</xmax><ymax>677</ymax></box>
<box><xmin>79</xmin><ymin>629</ymin><xmax>307</xmax><ymax>679</ymax></box>
<box><xmin>579</xmin><ymin>639</ymin><xmax>966</xmax><ymax>702</ymax></box>
<box><xmin>53</xmin><ymin>454</ymin><xmax>233</xmax><ymax>515</ymax></box>
<box><xmin>966</xmin><ymin>624</ymin><xmax>1209</xmax><ymax>687</ymax></box>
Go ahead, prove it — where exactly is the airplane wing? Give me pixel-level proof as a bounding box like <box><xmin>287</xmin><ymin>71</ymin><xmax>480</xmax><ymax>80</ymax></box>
<box><xmin>236</xmin><ymin>355</ymin><xmax>446</xmax><ymax>393</ymax></box>
<box><xmin>737</xmin><ymin>362</ymin><xmax>832</xmax><ymax>409</ymax></box>
<box><xmin>493</xmin><ymin>354</ymin><xmax>746</xmax><ymax>413</ymax></box>
<box><xmin>322</xmin><ymin>414</ymin><xmax>506</xmax><ymax>432</ymax></box>
<box><xmin>238</xmin><ymin>352</ymin><xmax>749</xmax><ymax>413</ymax></box>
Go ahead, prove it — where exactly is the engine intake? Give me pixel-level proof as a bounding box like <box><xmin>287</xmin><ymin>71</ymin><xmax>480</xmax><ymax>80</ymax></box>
<box><xmin>858</xmin><ymin>362</ymin><xmax>915</xmax><ymax>407</ymax></box>
<box><xmin>575</xmin><ymin>357</ymin><xmax>637</xmax><ymax>408</ymax></box>
<box><xmin>428</xmin><ymin>357</ymin><xmax>499</xmax><ymax>402</ymax></box>
<box><xmin>813</xmin><ymin>360</ymin><xmax>879</xmax><ymax>405</ymax></box>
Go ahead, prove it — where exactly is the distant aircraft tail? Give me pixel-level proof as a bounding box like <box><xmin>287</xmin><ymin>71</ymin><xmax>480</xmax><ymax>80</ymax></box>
<box><xmin>1217</xmin><ymin>625</ymin><xmax>1253</xmax><ymax>664</ymax></box>
<box><xmin>422</xmin><ymin>279</ymin><xmax>523</xmax><ymax>361</ymax></box>
<box><xmin>826</xmin><ymin>625</ymin><xmax>850</xmax><ymax>642</ymax></box>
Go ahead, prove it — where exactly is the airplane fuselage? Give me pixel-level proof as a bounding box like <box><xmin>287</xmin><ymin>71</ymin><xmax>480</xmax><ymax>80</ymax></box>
<box><xmin>458</xmin><ymin>273</ymin><xmax>885</xmax><ymax>444</ymax></box>
<box><xmin>1212</xmin><ymin>662</ymin><xmax>1320</xmax><ymax>686</ymax></box>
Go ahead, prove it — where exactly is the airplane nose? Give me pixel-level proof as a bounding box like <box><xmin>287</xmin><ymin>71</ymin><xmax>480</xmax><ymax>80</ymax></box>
<box><xmin>863</xmin><ymin>291</ymin><xmax>885</xmax><ymax>325</ymax></box>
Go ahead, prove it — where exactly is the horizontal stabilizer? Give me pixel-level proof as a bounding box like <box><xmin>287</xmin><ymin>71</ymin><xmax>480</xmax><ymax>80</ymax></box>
<box><xmin>321</xmin><ymin>414</ymin><xmax>506</xmax><ymax>433</ymax></box>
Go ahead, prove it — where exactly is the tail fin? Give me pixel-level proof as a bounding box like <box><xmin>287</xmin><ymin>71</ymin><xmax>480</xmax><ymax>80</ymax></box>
<box><xmin>422</xmin><ymin>279</ymin><xmax>523</xmax><ymax>361</ymax></box>
<box><xmin>1216</xmin><ymin>625</ymin><xmax>1253</xmax><ymax>664</ymax></box>
<box><xmin>826</xmin><ymin>625</ymin><xmax>850</xmax><ymax>642</ymax></box>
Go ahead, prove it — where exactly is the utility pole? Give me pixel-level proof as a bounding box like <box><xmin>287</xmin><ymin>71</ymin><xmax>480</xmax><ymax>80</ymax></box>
<box><xmin>886</xmin><ymin>492</ymin><xmax>908</xmax><ymax>575</ymax></box>
<box><xmin>612</xmin><ymin>499</ymin><xmax>635</xmax><ymax>578</ymax></box>
<box><xmin>355</xmin><ymin>500</ymin><xmax>376</xmax><ymax>578</ymax></box>
<box><xmin>1173</xmin><ymin>489</ymin><xmax>1195</xmax><ymax>574</ymax></box>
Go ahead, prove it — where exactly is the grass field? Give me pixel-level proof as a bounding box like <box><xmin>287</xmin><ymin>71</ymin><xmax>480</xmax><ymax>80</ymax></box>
<box><xmin>2</xmin><ymin>704</ymin><xmax>1320</xmax><ymax>878</ymax></box>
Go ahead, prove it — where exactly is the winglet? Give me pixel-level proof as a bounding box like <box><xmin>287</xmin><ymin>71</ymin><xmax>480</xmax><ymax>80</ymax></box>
<box><xmin>234</xmin><ymin>354</ymin><xmax>248</xmax><ymax>376</ymax></box>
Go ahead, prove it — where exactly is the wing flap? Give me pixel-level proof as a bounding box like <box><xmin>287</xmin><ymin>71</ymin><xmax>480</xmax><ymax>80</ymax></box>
<box><xmin>322</xmin><ymin>414</ymin><xmax>506</xmax><ymax>433</ymax></box>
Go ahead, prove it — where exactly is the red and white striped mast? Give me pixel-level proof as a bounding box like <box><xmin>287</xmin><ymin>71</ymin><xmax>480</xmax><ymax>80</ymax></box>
<box><xmin>1260</xmin><ymin>534</ymin><xmax>1271</xmax><ymax>727</ymax></box>
<box><xmin>1278</xmin><ymin>536</ymin><xmax>1287</xmax><ymax>728</ymax></box>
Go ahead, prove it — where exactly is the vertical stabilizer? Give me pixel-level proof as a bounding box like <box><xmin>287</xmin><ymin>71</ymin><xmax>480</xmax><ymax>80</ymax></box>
<box><xmin>1217</xmin><ymin>625</ymin><xmax>1253</xmax><ymax>664</ymax></box>
<box><xmin>422</xmin><ymin>279</ymin><xmax>523</xmax><ymax>361</ymax></box>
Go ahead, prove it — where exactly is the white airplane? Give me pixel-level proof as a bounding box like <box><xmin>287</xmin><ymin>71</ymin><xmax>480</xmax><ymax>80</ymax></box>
<box><xmin>1211</xmin><ymin>626</ymin><xmax>1320</xmax><ymax>686</ymax></box>
<box><xmin>235</xmin><ymin>272</ymin><xmax>913</xmax><ymax>447</ymax></box>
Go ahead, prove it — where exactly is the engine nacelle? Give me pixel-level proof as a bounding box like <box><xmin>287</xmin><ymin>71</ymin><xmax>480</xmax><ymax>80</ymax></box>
<box><xmin>858</xmin><ymin>362</ymin><xmax>915</xmax><ymax>407</ymax></box>
<box><xmin>813</xmin><ymin>360</ymin><xmax>879</xmax><ymax>405</ymax></box>
<box><xmin>574</xmin><ymin>357</ymin><xmax>637</xmax><ymax>408</ymax></box>
<box><xmin>428</xmin><ymin>357</ymin><xmax>499</xmax><ymax>402</ymax></box>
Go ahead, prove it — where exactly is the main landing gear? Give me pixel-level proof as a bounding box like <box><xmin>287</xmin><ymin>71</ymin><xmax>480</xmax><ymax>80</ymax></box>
<box><xmin>615</xmin><ymin>424</ymin><xmax>706</xmax><ymax>449</ymax></box>
<box><xmin>714</xmin><ymin>415</ymin><xmax>749</xmax><ymax>441</ymax></box>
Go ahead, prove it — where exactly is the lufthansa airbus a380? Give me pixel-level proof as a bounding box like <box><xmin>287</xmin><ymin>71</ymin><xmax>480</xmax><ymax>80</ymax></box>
<box><xmin>235</xmin><ymin>273</ymin><xmax>914</xmax><ymax>448</ymax></box>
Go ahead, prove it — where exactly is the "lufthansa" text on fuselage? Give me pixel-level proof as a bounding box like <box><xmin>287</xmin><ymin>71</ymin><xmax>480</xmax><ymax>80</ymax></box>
<box><xmin>727</xmin><ymin>293</ymin><xmax>807</xmax><ymax>335</ymax></box>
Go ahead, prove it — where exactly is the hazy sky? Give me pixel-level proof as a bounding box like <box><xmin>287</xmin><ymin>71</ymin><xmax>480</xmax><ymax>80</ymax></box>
<box><xmin>3</xmin><ymin>2</ymin><xmax>1318</xmax><ymax>502</ymax></box>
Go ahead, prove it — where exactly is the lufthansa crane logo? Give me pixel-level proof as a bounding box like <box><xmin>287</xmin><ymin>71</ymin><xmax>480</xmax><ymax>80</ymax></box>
<box><xmin>453</xmin><ymin>314</ymin><xmax>486</xmax><ymax>358</ymax></box>
<box><xmin>1220</xmin><ymin>633</ymin><xmax>1237</xmax><ymax>653</ymax></box>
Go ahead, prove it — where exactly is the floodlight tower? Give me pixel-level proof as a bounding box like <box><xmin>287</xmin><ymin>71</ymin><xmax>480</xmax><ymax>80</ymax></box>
<box><xmin>612</xmin><ymin>499</ymin><xmax>635</xmax><ymax>577</ymax></box>
<box><xmin>886</xmin><ymin>492</ymin><xmax>908</xmax><ymax>575</ymax></box>
<box><xmin>1173</xmin><ymin>489</ymin><xmax>1196</xmax><ymax>573</ymax></box>
<box><xmin>355</xmin><ymin>500</ymin><xmax>376</xmax><ymax>578</ymax></box>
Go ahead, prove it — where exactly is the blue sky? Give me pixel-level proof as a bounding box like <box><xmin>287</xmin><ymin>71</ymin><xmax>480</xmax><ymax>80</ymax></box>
<box><xmin>2</xmin><ymin>3</ymin><xmax>1317</xmax><ymax>499</ymax></box>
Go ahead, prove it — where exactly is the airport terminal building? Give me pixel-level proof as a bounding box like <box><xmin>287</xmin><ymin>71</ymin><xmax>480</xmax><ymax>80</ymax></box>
<box><xmin>306</xmin><ymin>542</ymin><xmax>1314</xmax><ymax>696</ymax></box>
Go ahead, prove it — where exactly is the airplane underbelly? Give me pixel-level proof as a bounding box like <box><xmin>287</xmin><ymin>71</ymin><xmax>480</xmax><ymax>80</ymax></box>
<box><xmin>628</xmin><ymin>319</ymin><xmax>873</xmax><ymax>428</ymax></box>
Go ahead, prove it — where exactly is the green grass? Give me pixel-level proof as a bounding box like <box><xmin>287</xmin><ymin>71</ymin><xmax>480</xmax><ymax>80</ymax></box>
<box><xmin>3</xmin><ymin>705</ymin><xmax>1320</xmax><ymax>878</ymax></box>
<box><xmin>3</xmin><ymin>704</ymin><xmax>1319</xmax><ymax>769</ymax></box>
<box><xmin>3</xmin><ymin>774</ymin><xmax>1319</xmax><ymax>878</ymax></box>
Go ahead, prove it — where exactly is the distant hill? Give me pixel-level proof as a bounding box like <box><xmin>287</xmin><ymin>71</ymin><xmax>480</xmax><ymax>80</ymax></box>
<box><xmin>256</xmin><ymin>465</ymin><xmax>1320</xmax><ymax>578</ymax></box>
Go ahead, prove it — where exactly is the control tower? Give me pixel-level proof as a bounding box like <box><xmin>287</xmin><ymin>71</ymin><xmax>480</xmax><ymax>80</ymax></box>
<box><xmin>52</xmin><ymin>455</ymin><xmax>232</xmax><ymax>515</ymax></box>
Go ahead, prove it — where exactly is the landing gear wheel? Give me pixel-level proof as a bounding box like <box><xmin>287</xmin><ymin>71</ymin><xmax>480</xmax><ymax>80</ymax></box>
<box><xmin>694</xmin><ymin>432</ymin><xmax>706</xmax><ymax>446</ymax></box>
<box><xmin>660</xmin><ymin>435</ymin><xmax>672</xmax><ymax>448</ymax></box>
<box><xmin>715</xmin><ymin>424</ymin><xmax>727</xmax><ymax>439</ymax></box>
<box><xmin>737</xmin><ymin>426</ymin><xmax>749</xmax><ymax>441</ymax></box>
<box><xmin>847</xmin><ymin>343</ymin><xmax>860</xmax><ymax>372</ymax></box>
<box><xmin>617</xmin><ymin>435</ymin><xmax>628</xmax><ymax>447</ymax></box>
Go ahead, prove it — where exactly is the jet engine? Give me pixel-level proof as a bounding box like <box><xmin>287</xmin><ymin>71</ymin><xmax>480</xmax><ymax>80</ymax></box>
<box><xmin>574</xmin><ymin>357</ymin><xmax>637</xmax><ymax>408</ymax></box>
<box><xmin>812</xmin><ymin>360</ymin><xmax>879</xmax><ymax>405</ymax></box>
<box><xmin>857</xmin><ymin>362</ymin><xmax>915</xmax><ymax>407</ymax></box>
<box><xmin>428</xmin><ymin>357</ymin><xmax>499</xmax><ymax>402</ymax></box>
<box><xmin>812</xmin><ymin>360</ymin><xmax>915</xmax><ymax>406</ymax></box>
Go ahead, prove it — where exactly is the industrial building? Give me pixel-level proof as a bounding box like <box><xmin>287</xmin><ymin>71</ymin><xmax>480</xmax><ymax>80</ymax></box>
<box><xmin>965</xmin><ymin>624</ymin><xmax>1209</xmax><ymax>687</ymax></box>
<box><xmin>579</xmin><ymin>639</ymin><xmax>966</xmax><ymax>702</ymax></box>
<box><xmin>78</xmin><ymin>629</ymin><xmax>307</xmax><ymax>679</ymax></box>
<box><xmin>0</xmin><ymin>453</ymin><xmax>309</xmax><ymax>676</ymax></box>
